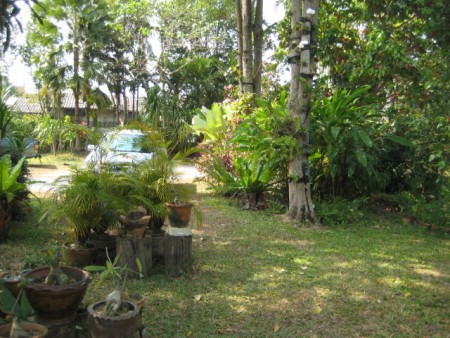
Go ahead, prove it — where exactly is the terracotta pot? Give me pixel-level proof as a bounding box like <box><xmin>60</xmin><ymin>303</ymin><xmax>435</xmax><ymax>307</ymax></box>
<box><xmin>86</xmin><ymin>233</ymin><xmax>117</xmax><ymax>265</ymax></box>
<box><xmin>24</xmin><ymin>266</ymin><xmax>91</xmax><ymax>325</ymax></box>
<box><xmin>63</xmin><ymin>242</ymin><xmax>96</xmax><ymax>267</ymax></box>
<box><xmin>1</xmin><ymin>272</ymin><xmax>22</xmax><ymax>298</ymax></box>
<box><xmin>165</xmin><ymin>202</ymin><xmax>193</xmax><ymax>228</ymax></box>
<box><xmin>0</xmin><ymin>322</ymin><xmax>48</xmax><ymax>338</ymax></box>
<box><xmin>87</xmin><ymin>300</ymin><xmax>139</xmax><ymax>338</ymax></box>
<box><xmin>119</xmin><ymin>211</ymin><xmax>151</xmax><ymax>237</ymax></box>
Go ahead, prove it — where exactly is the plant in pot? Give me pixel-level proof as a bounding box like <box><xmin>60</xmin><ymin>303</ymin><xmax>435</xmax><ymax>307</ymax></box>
<box><xmin>84</xmin><ymin>250</ymin><xmax>144</xmax><ymax>338</ymax></box>
<box><xmin>123</xmin><ymin>148</ymin><xmax>202</xmax><ymax>237</ymax></box>
<box><xmin>39</xmin><ymin>168</ymin><xmax>128</xmax><ymax>266</ymax></box>
<box><xmin>23</xmin><ymin>247</ymin><xmax>91</xmax><ymax>326</ymax></box>
<box><xmin>0</xmin><ymin>155</ymin><xmax>26</xmax><ymax>243</ymax></box>
<box><xmin>0</xmin><ymin>273</ymin><xmax>48</xmax><ymax>337</ymax></box>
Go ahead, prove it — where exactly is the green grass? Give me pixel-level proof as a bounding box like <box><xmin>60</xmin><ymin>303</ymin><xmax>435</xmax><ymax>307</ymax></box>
<box><xmin>27</xmin><ymin>151</ymin><xmax>86</xmax><ymax>167</ymax></box>
<box><xmin>1</xmin><ymin>188</ymin><xmax>449</xmax><ymax>337</ymax></box>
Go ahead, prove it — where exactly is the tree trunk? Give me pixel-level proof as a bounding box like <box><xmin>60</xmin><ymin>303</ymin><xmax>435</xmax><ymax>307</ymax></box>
<box><xmin>116</xmin><ymin>236</ymin><xmax>153</xmax><ymax>278</ymax></box>
<box><xmin>287</xmin><ymin>0</ymin><xmax>319</xmax><ymax>224</ymax></box>
<box><xmin>235</xmin><ymin>0</ymin><xmax>244</xmax><ymax>93</ymax></box>
<box><xmin>241</xmin><ymin>0</ymin><xmax>254</xmax><ymax>94</ymax></box>
<box><xmin>253</xmin><ymin>0</ymin><xmax>263</xmax><ymax>97</ymax></box>
<box><xmin>236</xmin><ymin>0</ymin><xmax>263</xmax><ymax>96</ymax></box>
<box><xmin>73</xmin><ymin>17</ymin><xmax>82</xmax><ymax>151</ymax></box>
<box><xmin>122</xmin><ymin>91</ymin><xmax>128</xmax><ymax>124</ymax></box>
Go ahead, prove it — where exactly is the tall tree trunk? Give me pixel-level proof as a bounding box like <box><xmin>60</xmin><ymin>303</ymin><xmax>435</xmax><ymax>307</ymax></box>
<box><xmin>241</xmin><ymin>0</ymin><xmax>254</xmax><ymax>94</ymax></box>
<box><xmin>235</xmin><ymin>0</ymin><xmax>244</xmax><ymax>93</ymax></box>
<box><xmin>236</xmin><ymin>0</ymin><xmax>263</xmax><ymax>96</ymax></box>
<box><xmin>287</xmin><ymin>0</ymin><xmax>319</xmax><ymax>224</ymax></box>
<box><xmin>253</xmin><ymin>0</ymin><xmax>263</xmax><ymax>97</ymax></box>
<box><xmin>73</xmin><ymin>16</ymin><xmax>82</xmax><ymax>150</ymax></box>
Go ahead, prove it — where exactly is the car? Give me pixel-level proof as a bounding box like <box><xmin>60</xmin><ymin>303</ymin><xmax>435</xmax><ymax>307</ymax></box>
<box><xmin>82</xmin><ymin>129</ymin><xmax>164</xmax><ymax>172</ymax></box>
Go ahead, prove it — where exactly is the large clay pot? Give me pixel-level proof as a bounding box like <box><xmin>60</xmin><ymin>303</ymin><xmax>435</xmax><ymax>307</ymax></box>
<box><xmin>0</xmin><ymin>322</ymin><xmax>48</xmax><ymax>338</ymax></box>
<box><xmin>24</xmin><ymin>267</ymin><xmax>90</xmax><ymax>325</ymax></box>
<box><xmin>87</xmin><ymin>300</ymin><xmax>139</xmax><ymax>338</ymax></box>
<box><xmin>165</xmin><ymin>202</ymin><xmax>193</xmax><ymax>228</ymax></box>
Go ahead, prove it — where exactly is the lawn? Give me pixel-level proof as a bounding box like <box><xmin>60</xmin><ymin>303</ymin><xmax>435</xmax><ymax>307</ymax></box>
<box><xmin>1</xmin><ymin>174</ymin><xmax>449</xmax><ymax>337</ymax></box>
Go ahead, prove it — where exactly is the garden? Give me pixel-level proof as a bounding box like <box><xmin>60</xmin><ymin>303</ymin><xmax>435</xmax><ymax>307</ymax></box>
<box><xmin>1</xmin><ymin>0</ymin><xmax>449</xmax><ymax>337</ymax></box>
<box><xmin>0</xmin><ymin>151</ymin><xmax>448</xmax><ymax>337</ymax></box>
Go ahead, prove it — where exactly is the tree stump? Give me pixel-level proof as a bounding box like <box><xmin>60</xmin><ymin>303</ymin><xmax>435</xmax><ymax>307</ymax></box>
<box><xmin>164</xmin><ymin>235</ymin><xmax>192</xmax><ymax>276</ymax></box>
<box><xmin>116</xmin><ymin>236</ymin><xmax>153</xmax><ymax>277</ymax></box>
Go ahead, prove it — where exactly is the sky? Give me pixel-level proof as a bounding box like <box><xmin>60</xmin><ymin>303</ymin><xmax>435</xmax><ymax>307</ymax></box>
<box><xmin>4</xmin><ymin>2</ymin><xmax>285</xmax><ymax>93</ymax></box>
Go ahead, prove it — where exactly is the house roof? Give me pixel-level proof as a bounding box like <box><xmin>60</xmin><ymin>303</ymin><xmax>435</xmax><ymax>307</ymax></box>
<box><xmin>7</xmin><ymin>96</ymin><xmax>42</xmax><ymax>114</ymax></box>
<box><xmin>7</xmin><ymin>92</ymin><xmax>146</xmax><ymax>114</ymax></box>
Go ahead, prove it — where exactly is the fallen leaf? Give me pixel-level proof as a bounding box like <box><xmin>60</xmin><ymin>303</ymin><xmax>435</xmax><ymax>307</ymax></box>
<box><xmin>194</xmin><ymin>294</ymin><xmax>202</xmax><ymax>301</ymax></box>
<box><xmin>313</xmin><ymin>306</ymin><xmax>322</xmax><ymax>314</ymax></box>
<box><xmin>274</xmin><ymin>323</ymin><xmax>281</xmax><ymax>332</ymax></box>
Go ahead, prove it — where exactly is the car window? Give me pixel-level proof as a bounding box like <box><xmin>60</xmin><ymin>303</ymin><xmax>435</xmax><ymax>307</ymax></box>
<box><xmin>108</xmin><ymin>134</ymin><xmax>151</xmax><ymax>153</ymax></box>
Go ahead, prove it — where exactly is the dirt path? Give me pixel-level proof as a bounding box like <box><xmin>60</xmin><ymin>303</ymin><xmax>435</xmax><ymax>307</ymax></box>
<box><xmin>27</xmin><ymin>163</ymin><xmax>203</xmax><ymax>195</ymax></box>
<box><xmin>27</xmin><ymin>163</ymin><xmax>72</xmax><ymax>195</ymax></box>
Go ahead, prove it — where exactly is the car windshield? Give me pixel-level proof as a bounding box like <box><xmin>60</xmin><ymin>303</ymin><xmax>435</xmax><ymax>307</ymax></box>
<box><xmin>108</xmin><ymin>134</ymin><xmax>150</xmax><ymax>153</ymax></box>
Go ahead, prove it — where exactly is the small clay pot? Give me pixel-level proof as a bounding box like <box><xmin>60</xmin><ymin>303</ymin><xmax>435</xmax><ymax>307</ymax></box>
<box><xmin>87</xmin><ymin>300</ymin><xmax>139</xmax><ymax>338</ymax></box>
<box><xmin>165</xmin><ymin>202</ymin><xmax>193</xmax><ymax>228</ymax></box>
<box><xmin>1</xmin><ymin>272</ymin><xmax>22</xmax><ymax>298</ymax></box>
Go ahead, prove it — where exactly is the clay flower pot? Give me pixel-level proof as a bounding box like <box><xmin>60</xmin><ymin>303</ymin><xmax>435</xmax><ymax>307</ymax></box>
<box><xmin>119</xmin><ymin>211</ymin><xmax>151</xmax><ymax>237</ymax></box>
<box><xmin>165</xmin><ymin>202</ymin><xmax>193</xmax><ymax>228</ymax></box>
<box><xmin>87</xmin><ymin>300</ymin><xmax>139</xmax><ymax>338</ymax></box>
<box><xmin>0</xmin><ymin>322</ymin><xmax>48</xmax><ymax>338</ymax></box>
<box><xmin>24</xmin><ymin>267</ymin><xmax>91</xmax><ymax>325</ymax></box>
<box><xmin>63</xmin><ymin>242</ymin><xmax>96</xmax><ymax>267</ymax></box>
<box><xmin>1</xmin><ymin>272</ymin><xmax>22</xmax><ymax>298</ymax></box>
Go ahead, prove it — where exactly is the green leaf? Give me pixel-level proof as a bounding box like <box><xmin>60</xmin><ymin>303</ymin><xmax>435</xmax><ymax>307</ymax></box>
<box><xmin>357</xmin><ymin>129</ymin><xmax>373</xmax><ymax>147</ymax></box>
<box><xmin>387</xmin><ymin>135</ymin><xmax>413</xmax><ymax>147</ymax></box>
<box><xmin>331</xmin><ymin>126</ymin><xmax>341</xmax><ymax>139</ymax></box>
<box><xmin>355</xmin><ymin>150</ymin><xmax>368</xmax><ymax>167</ymax></box>
<box><xmin>83</xmin><ymin>265</ymin><xmax>107</xmax><ymax>272</ymax></box>
<box><xmin>135</xmin><ymin>258</ymin><xmax>143</xmax><ymax>274</ymax></box>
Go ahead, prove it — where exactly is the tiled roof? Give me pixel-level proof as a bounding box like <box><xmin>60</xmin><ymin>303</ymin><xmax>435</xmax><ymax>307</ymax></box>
<box><xmin>6</xmin><ymin>92</ymin><xmax>146</xmax><ymax>113</ymax></box>
<box><xmin>60</xmin><ymin>92</ymin><xmax>95</xmax><ymax>109</ymax></box>
<box><xmin>7</xmin><ymin>96</ymin><xmax>42</xmax><ymax>114</ymax></box>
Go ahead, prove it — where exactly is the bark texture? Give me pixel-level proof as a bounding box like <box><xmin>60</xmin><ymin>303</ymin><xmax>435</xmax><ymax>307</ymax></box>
<box><xmin>235</xmin><ymin>0</ymin><xmax>263</xmax><ymax>95</ymax></box>
<box><xmin>287</xmin><ymin>0</ymin><xmax>319</xmax><ymax>223</ymax></box>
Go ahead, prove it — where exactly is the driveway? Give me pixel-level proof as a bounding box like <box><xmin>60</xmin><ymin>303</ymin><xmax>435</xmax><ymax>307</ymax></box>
<box><xmin>27</xmin><ymin>164</ymin><xmax>72</xmax><ymax>195</ymax></box>
<box><xmin>27</xmin><ymin>163</ymin><xmax>202</xmax><ymax>195</ymax></box>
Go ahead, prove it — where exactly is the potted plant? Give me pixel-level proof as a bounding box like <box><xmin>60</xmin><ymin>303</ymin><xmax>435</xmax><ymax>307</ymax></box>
<box><xmin>85</xmin><ymin>251</ymin><xmax>144</xmax><ymax>338</ymax></box>
<box><xmin>39</xmin><ymin>169</ymin><xmax>128</xmax><ymax>265</ymax></box>
<box><xmin>122</xmin><ymin>148</ymin><xmax>202</xmax><ymax>236</ymax></box>
<box><xmin>0</xmin><ymin>155</ymin><xmax>26</xmax><ymax>243</ymax></box>
<box><xmin>23</xmin><ymin>248</ymin><xmax>91</xmax><ymax>325</ymax></box>
<box><xmin>0</xmin><ymin>275</ymin><xmax>48</xmax><ymax>337</ymax></box>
